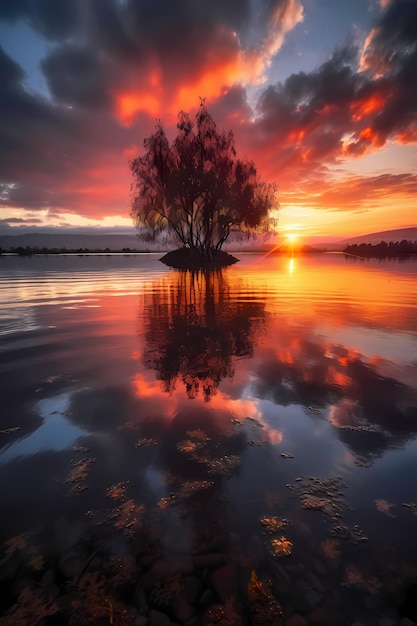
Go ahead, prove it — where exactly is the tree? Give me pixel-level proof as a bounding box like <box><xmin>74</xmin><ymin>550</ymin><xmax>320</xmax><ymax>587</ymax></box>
<box><xmin>130</xmin><ymin>103</ymin><xmax>277</xmax><ymax>266</ymax></box>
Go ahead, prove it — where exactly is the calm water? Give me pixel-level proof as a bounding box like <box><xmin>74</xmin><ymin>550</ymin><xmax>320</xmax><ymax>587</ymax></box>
<box><xmin>0</xmin><ymin>252</ymin><xmax>416</xmax><ymax>626</ymax></box>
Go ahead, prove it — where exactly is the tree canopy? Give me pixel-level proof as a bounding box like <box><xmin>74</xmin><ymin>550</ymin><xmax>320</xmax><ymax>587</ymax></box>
<box><xmin>130</xmin><ymin>104</ymin><xmax>277</xmax><ymax>265</ymax></box>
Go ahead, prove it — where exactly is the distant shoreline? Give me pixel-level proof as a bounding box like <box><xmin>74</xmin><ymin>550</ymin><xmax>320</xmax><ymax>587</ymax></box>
<box><xmin>0</xmin><ymin>246</ymin><xmax>329</xmax><ymax>256</ymax></box>
<box><xmin>0</xmin><ymin>247</ymin><xmax>170</xmax><ymax>256</ymax></box>
<box><xmin>1</xmin><ymin>241</ymin><xmax>416</xmax><ymax>258</ymax></box>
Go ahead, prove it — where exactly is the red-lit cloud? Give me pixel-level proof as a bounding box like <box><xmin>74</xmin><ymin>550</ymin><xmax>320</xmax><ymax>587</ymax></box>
<box><xmin>0</xmin><ymin>0</ymin><xmax>416</xmax><ymax>234</ymax></box>
<box><xmin>306</xmin><ymin>172</ymin><xmax>417</xmax><ymax>211</ymax></box>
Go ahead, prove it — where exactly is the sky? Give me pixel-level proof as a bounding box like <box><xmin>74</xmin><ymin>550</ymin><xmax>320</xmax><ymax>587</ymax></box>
<box><xmin>0</xmin><ymin>0</ymin><xmax>416</xmax><ymax>241</ymax></box>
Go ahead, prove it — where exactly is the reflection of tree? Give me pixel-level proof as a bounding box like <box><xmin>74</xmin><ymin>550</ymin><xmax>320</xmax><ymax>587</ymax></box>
<box><xmin>143</xmin><ymin>270</ymin><xmax>266</xmax><ymax>400</ymax></box>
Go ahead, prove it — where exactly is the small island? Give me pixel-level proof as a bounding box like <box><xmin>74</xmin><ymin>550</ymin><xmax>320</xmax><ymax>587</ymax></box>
<box><xmin>159</xmin><ymin>247</ymin><xmax>238</xmax><ymax>269</ymax></box>
<box><xmin>129</xmin><ymin>102</ymin><xmax>277</xmax><ymax>269</ymax></box>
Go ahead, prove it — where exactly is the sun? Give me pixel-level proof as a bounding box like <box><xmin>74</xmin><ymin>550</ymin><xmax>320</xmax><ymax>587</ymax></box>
<box><xmin>285</xmin><ymin>232</ymin><xmax>301</xmax><ymax>255</ymax></box>
<box><xmin>285</xmin><ymin>233</ymin><xmax>300</xmax><ymax>248</ymax></box>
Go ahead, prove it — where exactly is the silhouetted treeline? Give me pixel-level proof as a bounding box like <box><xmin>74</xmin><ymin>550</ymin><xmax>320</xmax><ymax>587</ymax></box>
<box><xmin>344</xmin><ymin>240</ymin><xmax>417</xmax><ymax>258</ymax></box>
<box><xmin>0</xmin><ymin>246</ymin><xmax>148</xmax><ymax>256</ymax></box>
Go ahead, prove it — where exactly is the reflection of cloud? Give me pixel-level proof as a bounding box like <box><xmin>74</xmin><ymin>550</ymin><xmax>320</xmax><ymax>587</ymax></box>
<box><xmin>252</xmin><ymin>315</ymin><xmax>417</xmax><ymax>462</ymax></box>
<box><xmin>132</xmin><ymin>373</ymin><xmax>166</xmax><ymax>399</ymax></box>
<box><xmin>369</xmin><ymin>355</ymin><xmax>417</xmax><ymax>391</ymax></box>
<box><xmin>262</xmin><ymin>427</ymin><xmax>283</xmax><ymax>446</ymax></box>
<box><xmin>0</xmin><ymin>392</ymin><xmax>86</xmax><ymax>464</ymax></box>
<box><xmin>131</xmin><ymin>367</ymin><xmax>284</xmax><ymax>444</ymax></box>
<box><xmin>328</xmin><ymin>399</ymin><xmax>359</xmax><ymax>428</ymax></box>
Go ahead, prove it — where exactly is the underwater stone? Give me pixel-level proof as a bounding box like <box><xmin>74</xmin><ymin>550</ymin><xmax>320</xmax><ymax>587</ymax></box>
<box><xmin>58</xmin><ymin>548</ymin><xmax>87</xmax><ymax>579</ymax></box>
<box><xmin>149</xmin><ymin>609</ymin><xmax>175</xmax><ymax>626</ymax></box>
<box><xmin>172</xmin><ymin>593</ymin><xmax>195</xmax><ymax>623</ymax></box>
<box><xmin>292</xmin><ymin>579</ymin><xmax>324</xmax><ymax>613</ymax></box>
<box><xmin>209</xmin><ymin>562</ymin><xmax>238</xmax><ymax>602</ymax></box>
<box><xmin>184</xmin><ymin>575</ymin><xmax>203</xmax><ymax>605</ymax></box>
<box><xmin>192</xmin><ymin>553</ymin><xmax>227</xmax><ymax>569</ymax></box>
<box><xmin>285</xmin><ymin>614</ymin><xmax>309</xmax><ymax>626</ymax></box>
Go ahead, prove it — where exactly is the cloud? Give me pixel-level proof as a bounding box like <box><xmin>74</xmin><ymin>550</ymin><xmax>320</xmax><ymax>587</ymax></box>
<box><xmin>263</xmin><ymin>0</ymin><xmax>304</xmax><ymax>58</ymax></box>
<box><xmin>360</xmin><ymin>0</ymin><xmax>417</xmax><ymax>76</ymax></box>
<box><xmin>41</xmin><ymin>44</ymin><xmax>110</xmax><ymax>108</ymax></box>
<box><xmin>239</xmin><ymin>45</ymin><xmax>364</xmax><ymax>183</ymax></box>
<box><xmin>299</xmin><ymin>172</ymin><xmax>417</xmax><ymax>211</ymax></box>
<box><xmin>25</xmin><ymin>0</ymin><xmax>303</xmax><ymax>122</ymax></box>
<box><xmin>0</xmin><ymin>0</ymin><xmax>81</xmax><ymax>40</ymax></box>
<box><xmin>0</xmin><ymin>217</ymin><xmax>44</xmax><ymax>230</ymax></box>
<box><xmin>0</xmin><ymin>0</ymin><xmax>305</xmax><ymax>219</ymax></box>
<box><xmin>238</xmin><ymin>0</ymin><xmax>417</xmax><ymax>192</ymax></box>
<box><xmin>0</xmin><ymin>0</ymin><xmax>416</xmax><ymax>224</ymax></box>
<box><xmin>0</xmin><ymin>42</ymin><xmax>144</xmax><ymax>216</ymax></box>
<box><xmin>0</xmin><ymin>216</ymin><xmax>42</xmax><ymax>223</ymax></box>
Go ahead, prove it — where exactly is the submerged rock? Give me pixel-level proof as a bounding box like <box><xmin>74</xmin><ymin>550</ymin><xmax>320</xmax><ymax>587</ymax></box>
<box><xmin>58</xmin><ymin>547</ymin><xmax>88</xmax><ymax>580</ymax></box>
<box><xmin>285</xmin><ymin>615</ymin><xmax>309</xmax><ymax>626</ymax></box>
<box><xmin>184</xmin><ymin>575</ymin><xmax>203</xmax><ymax>605</ymax></box>
<box><xmin>209</xmin><ymin>562</ymin><xmax>238</xmax><ymax>602</ymax></box>
<box><xmin>292</xmin><ymin>579</ymin><xmax>324</xmax><ymax>614</ymax></box>
<box><xmin>149</xmin><ymin>608</ymin><xmax>176</xmax><ymax>626</ymax></box>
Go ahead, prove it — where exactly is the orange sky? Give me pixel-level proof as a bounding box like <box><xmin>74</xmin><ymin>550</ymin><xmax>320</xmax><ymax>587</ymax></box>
<box><xmin>0</xmin><ymin>0</ymin><xmax>416</xmax><ymax>241</ymax></box>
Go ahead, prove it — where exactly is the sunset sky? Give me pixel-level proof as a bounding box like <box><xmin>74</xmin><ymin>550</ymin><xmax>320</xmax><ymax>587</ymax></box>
<box><xmin>0</xmin><ymin>0</ymin><xmax>416</xmax><ymax>241</ymax></box>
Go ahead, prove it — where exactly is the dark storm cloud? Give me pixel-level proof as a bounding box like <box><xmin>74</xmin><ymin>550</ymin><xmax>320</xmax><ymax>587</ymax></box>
<box><xmin>0</xmin><ymin>0</ymin><xmax>415</xmax><ymax>219</ymax></box>
<box><xmin>209</xmin><ymin>85</ymin><xmax>254</xmax><ymax>126</ymax></box>
<box><xmin>5</xmin><ymin>0</ymin><xmax>298</xmax><ymax>117</ymax></box>
<box><xmin>125</xmin><ymin>0</ymin><xmax>250</xmax><ymax>46</ymax></box>
<box><xmin>87</xmin><ymin>0</ymin><xmax>136</xmax><ymax>59</ymax></box>
<box><xmin>41</xmin><ymin>44</ymin><xmax>110</xmax><ymax>108</ymax></box>
<box><xmin>283</xmin><ymin>46</ymin><xmax>358</xmax><ymax>110</ymax></box>
<box><xmin>355</xmin><ymin>0</ymin><xmax>417</xmax><ymax>145</ymax></box>
<box><xmin>0</xmin><ymin>0</ymin><xmax>26</xmax><ymax>21</ymax></box>
<box><xmin>0</xmin><ymin>217</ymin><xmax>42</xmax><ymax>224</ymax></box>
<box><xmin>248</xmin><ymin>45</ymin><xmax>363</xmax><ymax>178</ymax></box>
<box><xmin>0</xmin><ymin>0</ymin><xmax>80</xmax><ymax>40</ymax></box>
<box><xmin>361</xmin><ymin>0</ymin><xmax>417</xmax><ymax>76</ymax></box>
<box><xmin>0</xmin><ymin>42</ymin><xmax>25</xmax><ymax>86</ymax></box>
<box><xmin>0</xmin><ymin>43</ymin><xmax>138</xmax><ymax>215</ymax></box>
<box><xmin>0</xmin><ymin>0</ymin><xmax>304</xmax><ymax>216</ymax></box>
<box><xmin>247</xmin><ymin>0</ymin><xmax>417</xmax><ymax>187</ymax></box>
<box><xmin>0</xmin><ymin>46</ymin><xmax>72</xmax><ymax>179</ymax></box>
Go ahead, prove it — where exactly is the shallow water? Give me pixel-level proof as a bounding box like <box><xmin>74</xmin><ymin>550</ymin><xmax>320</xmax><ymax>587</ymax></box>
<box><xmin>0</xmin><ymin>252</ymin><xmax>416</xmax><ymax>625</ymax></box>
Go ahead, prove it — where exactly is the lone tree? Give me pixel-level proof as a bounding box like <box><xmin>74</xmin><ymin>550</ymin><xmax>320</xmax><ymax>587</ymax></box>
<box><xmin>130</xmin><ymin>103</ymin><xmax>277</xmax><ymax>268</ymax></box>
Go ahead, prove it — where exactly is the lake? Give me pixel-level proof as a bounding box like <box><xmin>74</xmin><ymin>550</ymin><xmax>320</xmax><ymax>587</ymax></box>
<box><xmin>0</xmin><ymin>252</ymin><xmax>416</xmax><ymax>626</ymax></box>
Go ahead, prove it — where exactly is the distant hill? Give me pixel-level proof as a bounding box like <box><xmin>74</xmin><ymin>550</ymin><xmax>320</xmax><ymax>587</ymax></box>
<box><xmin>1</xmin><ymin>227</ymin><xmax>416</xmax><ymax>253</ymax></box>
<box><xmin>341</xmin><ymin>228</ymin><xmax>417</xmax><ymax>246</ymax></box>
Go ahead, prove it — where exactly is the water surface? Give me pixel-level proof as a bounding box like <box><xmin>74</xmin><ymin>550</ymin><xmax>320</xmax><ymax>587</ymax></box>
<box><xmin>0</xmin><ymin>252</ymin><xmax>416</xmax><ymax>625</ymax></box>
